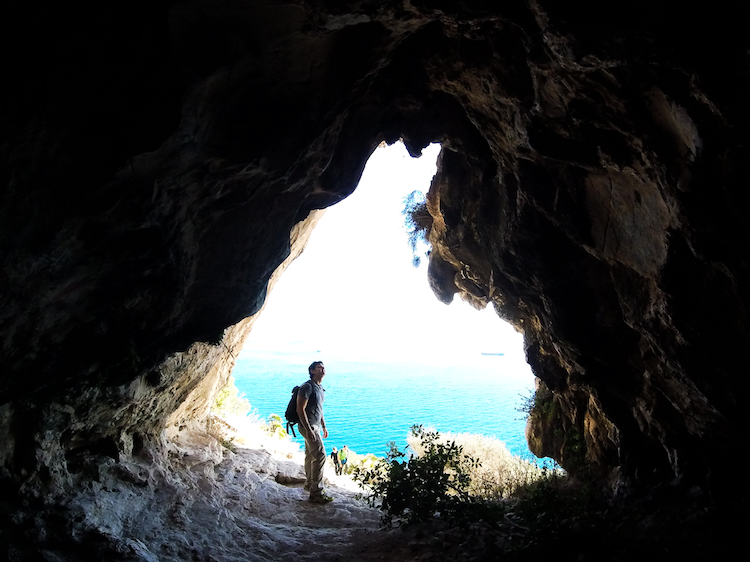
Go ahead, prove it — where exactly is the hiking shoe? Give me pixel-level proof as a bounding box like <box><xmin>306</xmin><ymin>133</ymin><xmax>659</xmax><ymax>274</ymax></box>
<box><xmin>309</xmin><ymin>493</ymin><xmax>334</xmax><ymax>504</ymax></box>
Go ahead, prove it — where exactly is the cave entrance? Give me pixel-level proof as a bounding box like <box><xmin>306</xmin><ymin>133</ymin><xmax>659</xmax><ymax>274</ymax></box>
<box><xmin>232</xmin><ymin>141</ymin><xmax>536</xmax><ymax>460</ymax></box>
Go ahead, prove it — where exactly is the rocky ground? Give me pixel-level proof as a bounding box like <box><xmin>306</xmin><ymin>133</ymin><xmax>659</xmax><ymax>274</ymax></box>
<box><xmin>127</xmin><ymin>440</ymin><xmax>515</xmax><ymax>562</ymax></box>
<box><xmin>156</xmin><ymin>447</ymin><xmax>390</xmax><ymax>562</ymax></box>
<box><xmin>12</xmin><ymin>423</ymin><xmax>744</xmax><ymax>561</ymax></box>
<box><xmin>39</xmin><ymin>425</ymin><xmax>437</xmax><ymax>562</ymax></box>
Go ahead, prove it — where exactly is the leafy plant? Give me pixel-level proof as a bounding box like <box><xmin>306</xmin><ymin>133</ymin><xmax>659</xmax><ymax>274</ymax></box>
<box><xmin>516</xmin><ymin>388</ymin><xmax>537</xmax><ymax>418</ymax></box>
<box><xmin>517</xmin><ymin>386</ymin><xmax>557</xmax><ymax>421</ymax></box>
<box><xmin>213</xmin><ymin>376</ymin><xmax>252</xmax><ymax>419</ymax></box>
<box><xmin>402</xmin><ymin>190</ymin><xmax>433</xmax><ymax>267</ymax></box>
<box><xmin>220</xmin><ymin>437</ymin><xmax>237</xmax><ymax>453</ymax></box>
<box><xmin>408</xmin><ymin>429</ymin><xmax>558</xmax><ymax>500</ymax></box>
<box><xmin>354</xmin><ymin>425</ymin><xmax>481</xmax><ymax>526</ymax></box>
<box><xmin>264</xmin><ymin>413</ymin><xmax>287</xmax><ymax>438</ymax></box>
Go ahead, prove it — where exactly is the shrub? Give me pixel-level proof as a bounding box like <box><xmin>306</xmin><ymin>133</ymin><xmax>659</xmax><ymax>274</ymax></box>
<box><xmin>346</xmin><ymin>450</ymin><xmax>380</xmax><ymax>475</ymax></box>
<box><xmin>211</xmin><ymin>379</ymin><xmax>299</xmax><ymax>457</ymax></box>
<box><xmin>517</xmin><ymin>388</ymin><xmax>537</xmax><ymax>418</ymax></box>
<box><xmin>354</xmin><ymin>425</ymin><xmax>480</xmax><ymax>526</ymax></box>
<box><xmin>354</xmin><ymin>425</ymin><xmax>566</xmax><ymax>528</ymax></box>
<box><xmin>517</xmin><ymin>386</ymin><xmax>556</xmax><ymax>421</ymax></box>
<box><xmin>213</xmin><ymin>376</ymin><xmax>252</xmax><ymax>418</ymax></box>
<box><xmin>264</xmin><ymin>413</ymin><xmax>287</xmax><ymax>438</ymax></box>
<box><xmin>407</xmin><ymin>429</ymin><xmax>556</xmax><ymax>499</ymax></box>
<box><xmin>402</xmin><ymin>190</ymin><xmax>433</xmax><ymax>267</ymax></box>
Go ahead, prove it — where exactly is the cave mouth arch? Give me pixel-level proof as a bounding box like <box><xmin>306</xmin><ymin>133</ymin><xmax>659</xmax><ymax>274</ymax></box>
<box><xmin>231</xmin><ymin>140</ymin><xmax>537</xmax><ymax>460</ymax></box>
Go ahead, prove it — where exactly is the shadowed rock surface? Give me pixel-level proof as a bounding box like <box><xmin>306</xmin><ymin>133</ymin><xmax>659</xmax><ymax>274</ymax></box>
<box><xmin>2</xmin><ymin>0</ymin><xmax>749</xmax><ymax>558</ymax></box>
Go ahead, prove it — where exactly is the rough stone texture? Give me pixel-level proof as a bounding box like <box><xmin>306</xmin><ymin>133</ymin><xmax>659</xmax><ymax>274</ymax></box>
<box><xmin>1</xmin><ymin>0</ymin><xmax>749</xmax><ymax>557</ymax></box>
<box><xmin>12</xmin><ymin>439</ymin><xmax>389</xmax><ymax>562</ymax></box>
<box><xmin>164</xmin><ymin>211</ymin><xmax>322</xmax><ymax>440</ymax></box>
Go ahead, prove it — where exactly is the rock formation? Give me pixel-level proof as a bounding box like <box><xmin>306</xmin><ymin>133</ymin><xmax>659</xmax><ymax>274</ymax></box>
<box><xmin>2</xmin><ymin>0</ymin><xmax>749</xmax><ymax>557</ymax></box>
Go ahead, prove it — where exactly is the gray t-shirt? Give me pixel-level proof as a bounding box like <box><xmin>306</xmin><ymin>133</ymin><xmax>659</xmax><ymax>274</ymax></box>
<box><xmin>298</xmin><ymin>379</ymin><xmax>325</xmax><ymax>426</ymax></box>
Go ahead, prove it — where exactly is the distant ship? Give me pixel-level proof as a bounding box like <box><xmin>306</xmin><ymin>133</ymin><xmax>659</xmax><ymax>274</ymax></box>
<box><xmin>480</xmin><ymin>352</ymin><xmax>505</xmax><ymax>356</ymax></box>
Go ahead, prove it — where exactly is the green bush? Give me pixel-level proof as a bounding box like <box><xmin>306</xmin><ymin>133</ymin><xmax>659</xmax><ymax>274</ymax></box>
<box><xmin>213</xmin><ymin>376</ymin><xmax>252</xmax><ymax>418</ymax></box>
<box><xmin>408</xmin><ymin>429</ymin><xmax>556</xmax><ymax>499</ymax></box>
<box><xmin>329</xmin><ymin>448</ymin><xmax>380</xmax><ymax>476</ymax></box>
<box><xmin>402</xmin><ymin>190</ymin><xmax>433</xmax><ymax>268</ymax></box>
<box><xmin>264</xmin><ymin>413</ymin><xmax>287</xmax><ymax>438</ymax></box>
<box><xmin>354</xmin><ymin>425</ymin><xmax>567</xmax><ymax>529</ymax></box>
<box><xmin>517</xmin><ymin>387</ymin><xmax>556</xmax><ymax>420</ymax></box>
<box><xmin>354</xmin><ymin>425</ymin><xmax>480</xmax><ymax>526</ymax></box>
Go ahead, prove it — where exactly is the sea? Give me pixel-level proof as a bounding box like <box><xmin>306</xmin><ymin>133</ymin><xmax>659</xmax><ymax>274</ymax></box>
<box><xmin>232</xmin><ymin>350</ymin><xmax>544</xmax><ymax>462</ymax></box>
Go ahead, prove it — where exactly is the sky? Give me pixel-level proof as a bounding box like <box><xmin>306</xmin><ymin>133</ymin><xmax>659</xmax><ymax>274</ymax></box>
<box><xmin>240</xmin><ymin>142</ymin><xmax>531</xmax><ymax>370</ymax></box>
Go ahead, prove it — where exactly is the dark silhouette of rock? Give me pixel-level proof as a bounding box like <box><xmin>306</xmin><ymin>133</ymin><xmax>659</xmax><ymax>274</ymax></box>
<box><xmin>1</xmin><ymin>0</ymin><xmax>748</xmax><ymax>557</ymax></box>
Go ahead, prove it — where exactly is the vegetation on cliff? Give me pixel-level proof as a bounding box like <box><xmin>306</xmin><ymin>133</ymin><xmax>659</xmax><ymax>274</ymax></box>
<box><xmin>213</xmin><ymin>376</ymin><xmax>253</xmax><ymax>418</ymax></box>
<box><xmin>210</xmin><ymin>377</ymin><xmax>298</xmax><ymax>455</ymax></box>
<box><xmin>353</xmin><ymin>425</ymin><xmax>560</xmax><ymax>527</ymax></box>
<box><xmin>407</xmin><ymin>427</ymin><xmax>556</xmax><ymax>499</ymax></box>
<box><xmin>402</xmin><ymin>190</ymin><xmax>432</xmax><ymax>268</ymax></box>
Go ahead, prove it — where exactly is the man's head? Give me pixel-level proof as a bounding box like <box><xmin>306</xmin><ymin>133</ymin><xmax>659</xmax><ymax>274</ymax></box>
<box><xmin>308</xmin><ymin>361</ymin><xmax>325</xmax><ymax>379</ymax></box>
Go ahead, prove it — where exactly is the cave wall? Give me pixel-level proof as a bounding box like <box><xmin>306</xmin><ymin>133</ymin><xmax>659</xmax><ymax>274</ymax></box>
<box><xmin>2</xmin><ymin>0</ymin><xmax>749</xmax><ymax>511</ymax></box>
<box><xmin>411</xmin><ymin>3</ymin><xmax>750</xmax><ymax>489</ymax></box>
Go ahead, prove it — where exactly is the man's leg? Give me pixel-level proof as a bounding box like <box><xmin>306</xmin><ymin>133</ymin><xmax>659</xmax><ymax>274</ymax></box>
<box><xmin>307</xmin><ymin>425</ymin><xmax>326</xmax><ymax>497</ymax></box>
<box><xmin>299</xmin><ymin>424</ymin><xmax>328</xmax><ymax>499</ymax></box>
<box><xmin>303</xmin><ymin>432</ymin><xmax>312</xmax><ymax>490</ymax></box>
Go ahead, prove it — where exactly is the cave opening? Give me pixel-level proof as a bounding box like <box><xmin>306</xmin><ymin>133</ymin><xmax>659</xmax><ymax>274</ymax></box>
<box><xmin>227</xmin><ymin>141</ymin><xmax>540</xmax><ymax>462</ymax></box>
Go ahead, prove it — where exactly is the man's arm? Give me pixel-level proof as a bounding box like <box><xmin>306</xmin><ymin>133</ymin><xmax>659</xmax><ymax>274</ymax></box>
<box><xmin>321</xmin><ymin>416</ymin><xmax>328</xmax><ymax>439</ymax></box>
<box><xmin>296</xmin><ymin>392</ymin><xmax>319</xmax><ymax>442</ymax></box>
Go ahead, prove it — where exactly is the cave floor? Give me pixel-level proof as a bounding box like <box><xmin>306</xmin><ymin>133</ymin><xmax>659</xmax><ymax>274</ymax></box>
<box><xmin>60</xmin><ymin>442</ymin><xmax>433</xmax><ymax>562</ymax></box>
<box><xmin>38</xmin><ymin>437</ymin><xmax>746</xmax><ymax>561</ymax></box>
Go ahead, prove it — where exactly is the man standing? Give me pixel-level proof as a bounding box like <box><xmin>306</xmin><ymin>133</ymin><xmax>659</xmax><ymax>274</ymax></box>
<box><xmin>296</xmin><ymin>361</ymin><xmax>333</xmax><ymax>503</ymax></box>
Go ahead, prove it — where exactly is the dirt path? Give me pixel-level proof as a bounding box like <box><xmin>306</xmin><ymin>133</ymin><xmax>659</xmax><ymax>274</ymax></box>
<box><xmin>216</xmin><ymin>448</ymin><xmax>424</xmax><ymax>562</ymax></box>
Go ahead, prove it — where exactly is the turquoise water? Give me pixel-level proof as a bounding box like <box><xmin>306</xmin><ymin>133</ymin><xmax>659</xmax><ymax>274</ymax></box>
<box><xmin>232</xmin><ymin>350</ymin><xmax>541</xmax><ymax>461</ymax></box>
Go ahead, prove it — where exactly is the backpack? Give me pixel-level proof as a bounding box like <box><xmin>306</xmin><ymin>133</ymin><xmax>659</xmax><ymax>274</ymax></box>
<box><xmin>284</xmin><ymin>384</ymin><xmax>302</xmax><ymax>437</ymax></box>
